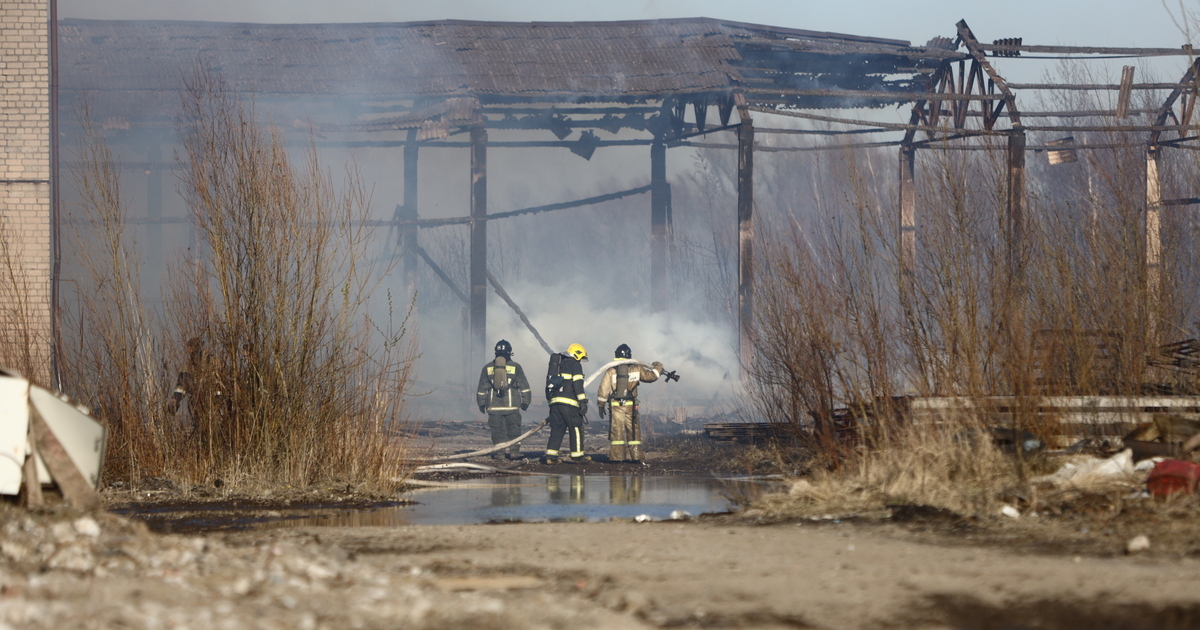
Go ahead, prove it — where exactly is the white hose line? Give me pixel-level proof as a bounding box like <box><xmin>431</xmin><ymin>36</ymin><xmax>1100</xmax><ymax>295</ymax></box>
<box><xmin>417</xmin><ymin>360</ymin><xmax>651</xmax><ymax>465</ymax></box>
<box><xmin>583</xmin><ymin>359</ymin><xmax>656</xmax><ymax>388</ymax></box>
<box><xmin>425</xmin><ymin>419</ymin><xmax>548</xmax><ymax>463</ymax></box>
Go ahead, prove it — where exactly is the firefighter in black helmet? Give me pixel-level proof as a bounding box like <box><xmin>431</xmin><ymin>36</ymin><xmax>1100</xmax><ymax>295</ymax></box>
<box><xmin>596</xmin><ymin>343</ymin><xmax>663</xmax><ymax>462</ymax></box>
<box><xmin>475</xmin><ymin>339</ymin><xmax>533</xmax><ymax>459</ymax></box>
<box><xmin>543</xmin><ymin>343</ymin><xmax>590</xmax><ymax>464</ymax></box>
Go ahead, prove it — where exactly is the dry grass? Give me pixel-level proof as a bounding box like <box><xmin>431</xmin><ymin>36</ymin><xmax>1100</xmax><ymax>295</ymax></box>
<box><xmin>62</xmin><ymin>70</ymin><xmax>418</xmax><ymax>489</ymax></box>
<box><xmin>0</xmin><ymin>214</ymin><xmax>50</xmax><ymax>382</ymax></box>
<box><xmin>739</xmin><ymin>64</ymin><xmax>1200</xmax><ymax>519</ymax></box>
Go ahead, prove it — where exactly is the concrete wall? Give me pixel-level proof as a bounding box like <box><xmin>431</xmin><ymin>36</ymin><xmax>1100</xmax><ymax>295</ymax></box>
<box><xmin>0</xmin><ymin>0</ymin><xmax>52</xmax><ymax>382</ymax></box>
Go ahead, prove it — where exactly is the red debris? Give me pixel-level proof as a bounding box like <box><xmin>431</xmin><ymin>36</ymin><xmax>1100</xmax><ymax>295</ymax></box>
<box><xmin>1146</xmin><ymin>460</ymin><xmax>1200</xmax><ymax>497</ymax></box>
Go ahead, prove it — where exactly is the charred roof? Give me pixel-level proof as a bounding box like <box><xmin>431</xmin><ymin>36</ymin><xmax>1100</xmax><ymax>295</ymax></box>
<box><xmin>60</xmin><ymin>17</ymin><xmax>963</xmax><ymax>116</ymax></box>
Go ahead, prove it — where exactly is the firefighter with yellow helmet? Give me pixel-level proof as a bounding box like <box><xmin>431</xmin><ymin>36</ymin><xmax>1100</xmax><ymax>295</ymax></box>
<box><xmin>542</xmin><ymin>343</ymin><xmax>591</xmax><ymax>464</ymax></box>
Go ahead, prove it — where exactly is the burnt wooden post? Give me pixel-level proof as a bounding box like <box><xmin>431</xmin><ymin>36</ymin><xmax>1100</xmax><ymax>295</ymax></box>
<box><xmin>1004</xmin><ymin>128</ymin><xmax>1029</xmax><ymax>402</ymax></box>
<box><xmin>898</xmin><ymin>142</ymin><xmax>916</xmax><ymax>307</ymax></box>
<box><xmin>402</xmin><ymin>128</ymin><xmax>420</xmax><ymax>301</ymax></box>
<box><xmin>650</xmin><ymin>139</ymin><xmax>669</xmax><ymax>312</ymax></box>
<box><xmin>469</xmin><ymin>123</ymin><xmax>488</xmax><ymax>369</ymax></box>
<box><xmin>1006</xmin><ymin>129</ymin><xmax>1026</xmax><ymax>282</ymax></box>
<box><xmin>1146</xmin><ymin>146</ymin><xmax>1162</xmax><ymax>345</ymax></box>
<box><xmin>736</xmin><ymin>98</ymin><xmax>755</xmax><ymax>371</ymax></box>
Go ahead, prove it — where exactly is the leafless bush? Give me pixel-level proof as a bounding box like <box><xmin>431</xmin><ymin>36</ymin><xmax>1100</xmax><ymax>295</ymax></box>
<box><xmin>62</xmin><ymin>107</ymin><xmax>166</xmax><ymax>482</ymax></box>
<box><xmin>167</xmin><ymin>68</ymin><xmax>416</xmax><ymax>485</ymax></box>
<box><xmin>0</xmin><ymin>216</ymin><xmax>50</xmax><ymax>381</ymax></box>
<box><xmin>64</xmin><ymin>72</ymin><xmax>417</xmax><ymax>488</ymax></box>
<box><xmin>741</xmin><ymin>66</ymin><xmax>1200</xmax><ymax>514</ymax></box>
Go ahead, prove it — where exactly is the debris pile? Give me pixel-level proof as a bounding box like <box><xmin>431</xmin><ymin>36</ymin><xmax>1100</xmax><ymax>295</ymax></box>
<box><xmin>0</xmin><ymin>507</ymin><xmax>625</xmax><ymax>629</ymax></box>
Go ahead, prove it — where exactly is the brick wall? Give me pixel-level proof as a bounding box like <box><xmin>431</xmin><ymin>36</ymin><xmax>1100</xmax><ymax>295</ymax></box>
<box><xmin>0</xmin><ymin>0</ymin><xmax>52</xmax><ymax>382</ymax></box>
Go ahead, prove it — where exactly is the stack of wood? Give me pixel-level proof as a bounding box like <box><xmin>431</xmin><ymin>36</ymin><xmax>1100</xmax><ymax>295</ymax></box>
<box><xmin>702</xmin><ymin>422</ymin><xmax>794</xmax><ymax>443</ymax></box>
<box><xmin>1123</xmin><ymin>413</ymin><xmax>1200</xmax><ymax>462</ymax></box>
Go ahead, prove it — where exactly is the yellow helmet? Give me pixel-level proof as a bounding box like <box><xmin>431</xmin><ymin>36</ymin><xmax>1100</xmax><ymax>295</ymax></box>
<box><xmin>567</xmin><ymin>343</ymin><xmax>588</xmax><ymax>362</ymax></box>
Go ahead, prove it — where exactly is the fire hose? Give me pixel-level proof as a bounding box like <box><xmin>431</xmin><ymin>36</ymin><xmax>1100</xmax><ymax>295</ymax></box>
<box><xmin>422</xmin><ymin>361</ymin><xmax>678</xmax><ymax>463</ymax></box>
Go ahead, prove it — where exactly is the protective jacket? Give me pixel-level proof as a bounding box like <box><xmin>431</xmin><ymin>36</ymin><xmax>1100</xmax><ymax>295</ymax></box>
<box><xmin>475</xmin><ymin>358</ymin><xmax>532</xmax><ymax>413</ymax></box>
<box><xmin>596</xmin><ymin>360</ymin><xmax>661</xmax><ymax>407</ymax></box>
<box><xmin>597</xmin><ymin>359</ymin><xmax>661</xmax><ymax>462</ymax></box>
<box><xmin>544</xmin><ymin>353</ymin><xmax>589</xmax><ymax>460</ymax></box>
<box><xmin>547</xmin><ymin>354</ymin><xmax>587</xmax><ymax>408</ymax></box>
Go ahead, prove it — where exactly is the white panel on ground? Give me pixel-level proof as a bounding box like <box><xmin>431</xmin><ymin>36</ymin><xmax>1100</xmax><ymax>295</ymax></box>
<box><xmin>0</xmin><ymin>374</ymin><xmax>31</xmax><ymax>495</ymax></box>
<box><xmin>28</xmin><ymin>387</ymin><xmax>106</xmax><ymax>489</ymax></box>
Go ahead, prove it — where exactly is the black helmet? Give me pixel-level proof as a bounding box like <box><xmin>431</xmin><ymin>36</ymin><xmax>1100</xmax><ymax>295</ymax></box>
<box><xmin>615</xmin><ymin>343</ymin><xmax>632</xmax><ymax>359</ymax></box>
<box><xmin>494</xmin><ymin>339</ymin><xmax>513</xmax><ymax>358</ymax></box>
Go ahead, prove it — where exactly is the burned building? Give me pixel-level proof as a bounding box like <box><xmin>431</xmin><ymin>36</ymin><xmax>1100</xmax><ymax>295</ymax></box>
<box><xmin>3</xmin><ymin>13</ymin><xmax>1197</xmax><ymax>407</ymax></box>
<box><xmin>51</xmin><ymin>17</ymin><xmax>966</xmax><ymax>380</ymax></box>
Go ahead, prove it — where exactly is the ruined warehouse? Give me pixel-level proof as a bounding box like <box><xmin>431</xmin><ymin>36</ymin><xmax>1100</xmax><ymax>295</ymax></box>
<box><xmin>47</xmin><ymin>18</ymin><xmax>967</xmax><ymax>378</ymax></box>
<box><xmin>5</xmin><ymin>12</ymin><xmax>1199</xmax><ymax>394</ymax></box>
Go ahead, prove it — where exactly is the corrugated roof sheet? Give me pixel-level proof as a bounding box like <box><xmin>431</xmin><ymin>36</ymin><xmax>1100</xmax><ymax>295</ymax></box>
<box><xmin>61</xmin><ymin>19</ymin><xmax>737</xmax><ymax>99</ymax></box>
<box><xmin>60</xmin><ymin>17</ymin><xmax>941</xmax><ymax>101</ymax></box>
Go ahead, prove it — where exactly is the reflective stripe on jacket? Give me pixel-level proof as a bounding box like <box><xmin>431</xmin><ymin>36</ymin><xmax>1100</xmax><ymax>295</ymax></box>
<box><xmin>549</xmin><ymin>355</ymin><xmax>587</xmax><ymax>407</ymax></box>
<box><xmin>597</xmin><ymin>359</ymin><xmax>661</xmax><ymax>406</ymax></box>
<box><xmin>475</xmin><ymin>359</ymin><xmax>533</xmax><ymax>412</ymax></box>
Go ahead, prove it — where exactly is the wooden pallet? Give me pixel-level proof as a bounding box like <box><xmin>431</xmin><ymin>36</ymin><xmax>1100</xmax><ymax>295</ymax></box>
<box><xmin>702</xmin><ymin>422</ymin><xmax>793</xmax><ymax>443</ymax></box>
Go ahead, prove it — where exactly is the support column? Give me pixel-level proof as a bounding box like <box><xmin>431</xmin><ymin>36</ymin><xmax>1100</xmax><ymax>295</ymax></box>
<box><xmin>1006</xmin><ymin>130</ymin><xmax>1026</xmax><ymax>283</ymax></box>
<box><xmin>1004</xmin><ymin>129</ymin><xmax>1028</xmax><ymax>398</ymax></box>
<box><xmin>402</xmin><ymin>129</ymin><xmax>419</xmax><ymax>301</ymax></box>
<box><xmin>650</xmin><ymin>140</ymin><xmax>668</xmax><ymax>312</ymax></box>
<box><xmin>469</xmin><ymin>124</ymin><xmax>488</xmax><ymax>369</ymax></box>
<box><xmin>737</xmin><ymin>112</ymin><xmax>755</xmax><ymax>371</ymax></box>
<box><xmin>1146</xmin><ymin>146</ymin><xmax>1162</xmax><ymax>346</ymax></box>
<box><xmin>898</xmin><ymin>143</ymin><xmax>916</xmax><ymax>307</ymax></box>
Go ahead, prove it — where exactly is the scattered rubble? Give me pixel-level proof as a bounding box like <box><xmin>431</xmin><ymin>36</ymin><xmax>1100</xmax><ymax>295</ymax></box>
<box><xmin>1126</xmin><ymin>535</ymin><xmax>1151</xmax><ymax>554</ymax></box>
<box><xmin>0</xmin><ymin>505</ymin><xmax>637</xmax><ymax>629</ymax></box>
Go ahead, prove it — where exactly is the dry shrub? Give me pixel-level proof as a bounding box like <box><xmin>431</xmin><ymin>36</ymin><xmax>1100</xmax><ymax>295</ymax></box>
<box><xmin>63</xmin><ymin>106</ymin><xmax>166</xmax><ymax>482</ymax></box>
<box><xmin>742</xmin><ymin>66</ymin><xmax>1200</xmax><ymax>516</ymax></box>
<box><xmin>751</xmin><ymin>420</ymin><xmax>1018</xmax><ymax>520</ymax></box>
<box><xmin>0</xmin><ymin>215</ymin><xmax>51</xmax><ymax>381</ymax></box>
<box><xmin>165</xmin><ymin>68</ymin><xmax>415</xmax><ymax>486</ymax></box>
<box><xmin>63</xmin><ymin>71</ymin><xmax>417</xmax><ymax>488</ymax></box>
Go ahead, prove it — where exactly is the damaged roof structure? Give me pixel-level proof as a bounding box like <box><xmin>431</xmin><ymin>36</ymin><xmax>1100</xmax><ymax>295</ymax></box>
<box><xmin>61</xmin><ymin>18</ymin><xmax>956</xmax><ymax>110</ymax></box>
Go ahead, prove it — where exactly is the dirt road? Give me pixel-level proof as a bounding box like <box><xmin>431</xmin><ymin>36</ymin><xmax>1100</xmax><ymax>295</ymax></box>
<box><xmin>3</xmin><ymin>505</ymin><xmax>1200</xmax><ymax>629</ymax></box>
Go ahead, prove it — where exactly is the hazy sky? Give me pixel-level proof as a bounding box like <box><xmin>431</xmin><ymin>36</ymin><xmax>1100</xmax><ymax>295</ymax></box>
<box><xmin>61</xmin><ymin>0</ymin><xmax>1192</xmax><ymax>50</ymax></box>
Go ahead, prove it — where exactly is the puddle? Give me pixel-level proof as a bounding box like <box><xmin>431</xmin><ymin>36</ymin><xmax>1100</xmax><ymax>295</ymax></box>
<box><xmin>398</xmin><ymin>474</ymin><xmax>752</xmax><ymax>525</ymax></box>
<box><xmin>120</xmin><ymin>475</ymin><xmax>763</xmax><ymax>533</ymax></box>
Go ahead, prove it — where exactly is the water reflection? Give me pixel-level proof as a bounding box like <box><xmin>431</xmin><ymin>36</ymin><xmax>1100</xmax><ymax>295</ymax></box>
<box><xmin>127</xmin><ymin>475</ymin><xmax>766</xmax><ymax>532</ymax></box>
<box><xmin>609</xmin><ymin>475</ymin><xmax>642</xmax><ymax>504</ymax></box>
<box><xmin>396</xmin><ymin>474</ymin><xmax>747</xmax><ymax>525</ymax></box>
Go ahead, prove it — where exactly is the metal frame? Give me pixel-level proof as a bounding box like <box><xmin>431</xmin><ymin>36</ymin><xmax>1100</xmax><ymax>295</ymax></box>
<box><xmin>57</xmin><ymin>16</ymin><xmax>1200</xmax><ymax>383</ymax></box>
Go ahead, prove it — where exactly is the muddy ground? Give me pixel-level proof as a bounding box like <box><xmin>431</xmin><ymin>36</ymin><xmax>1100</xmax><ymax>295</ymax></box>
<box><xmin>2</xmin><ymin>422</ymin><xmax>1200</xmax><ymax>629</ymax></box>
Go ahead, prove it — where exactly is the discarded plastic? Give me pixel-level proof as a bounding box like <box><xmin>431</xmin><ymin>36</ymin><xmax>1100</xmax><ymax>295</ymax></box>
<box><xmin>634</xmin><ymin>514</ymin><xmax>652</xmax><ymax>523</ymax></box>
<box><xmin>0</xmin><ymin>369</ymin><xmax>106</xmax><ymax>509</ymax></box>
<box><xmin>1000</xmin><ymin>505</ymin><xmax>1020</xmax><ymax>519</ymax></box>
<box><xmin>668</xmin><ymin>510</ymin><xmax>691</xmax><ymax>520</ymax></box>
<box><xmin>1134</xmin><ymin>457</ymin><xmax>1168</xmax><ymax>473</ymax></box>
<box><xmin>1034</xmin><ymin>449</ymin><xmax>1134</xmax><ymax>490</ymax></box>
<box><xmin>1126</xmin><ymin>535</ymin><xmax>1151</xmax><ymax>554</ymax></box>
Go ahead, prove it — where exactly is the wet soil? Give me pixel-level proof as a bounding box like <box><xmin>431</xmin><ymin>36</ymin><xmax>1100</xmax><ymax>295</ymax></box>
<box><xmin>4</xmin><ymin>426</ymin><xmax>1200</xmax><ymax>629</ymax></box>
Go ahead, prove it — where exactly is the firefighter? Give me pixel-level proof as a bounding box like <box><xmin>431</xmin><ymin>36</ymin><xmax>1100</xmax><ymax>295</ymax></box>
<box><xmin>596</xmin><ymin>343</ymin><xmax>663</xmax><ymax>463</ymax></box>
<box><xmin>167</xmin><ymin>336</ymin><xmax>223</xmax><ymax>418</ymax></box>
<box><xmin>542</xmin><ymin>343</ymin><xmax>590</xmax><ymax>464</ymax></box>
<box><xmin>475</xmin><ymin>339</ymin><xmax>533</xmax><ymax>460</ymax></box>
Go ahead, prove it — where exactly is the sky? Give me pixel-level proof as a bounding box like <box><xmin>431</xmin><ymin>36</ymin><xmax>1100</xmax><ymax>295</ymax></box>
<box><xmin>61</xmin><ymin>0</ymin><xmax>1193</xmax><ymax>50</ymax></box>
